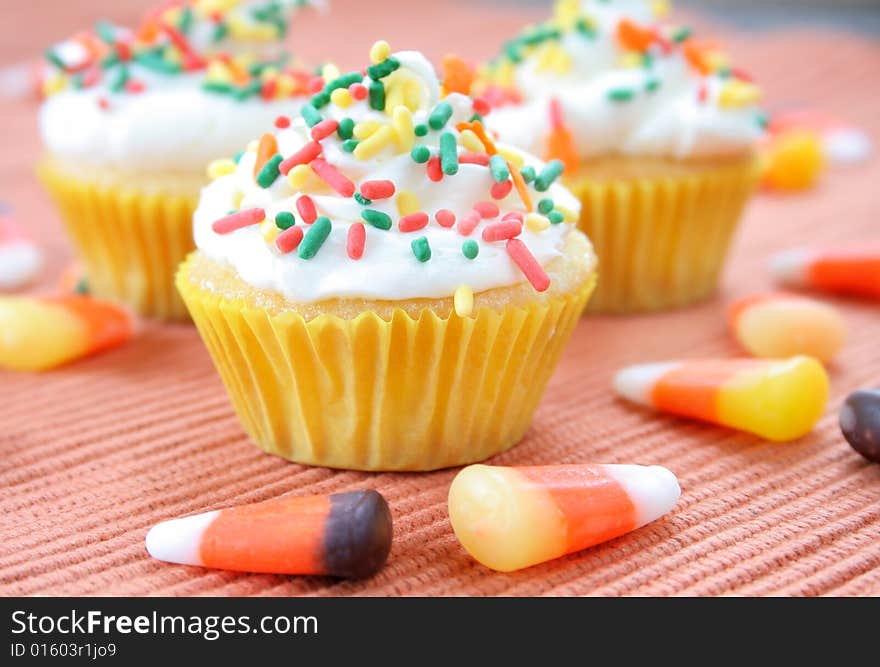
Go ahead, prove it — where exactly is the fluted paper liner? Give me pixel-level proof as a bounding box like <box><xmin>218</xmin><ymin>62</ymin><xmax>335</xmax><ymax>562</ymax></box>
<box><xmin>177</xmin><ymin>255</ymin><xmax>596</xmax><ymax>471</ymax></box>
<box><xmin>38</xmin><ymin>160</ymin><xmax>197</xmax><ymax>320</ymax></box>
<box><xmin>569</xmin><ymin>157</ymin><xmax>758</xmax><ymax>313</ymax></box>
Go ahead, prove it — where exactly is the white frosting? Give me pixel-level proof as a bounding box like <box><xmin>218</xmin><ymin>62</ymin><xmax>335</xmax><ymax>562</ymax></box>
<box><xmin>193</xmin><ymin>51</ymin><xmax>584</xmax><ymax>302</ymax></box>
<box><xmin>484</xmin><ymin>0</ymin><xmax>763</xmax><ymax>160</ymax></box>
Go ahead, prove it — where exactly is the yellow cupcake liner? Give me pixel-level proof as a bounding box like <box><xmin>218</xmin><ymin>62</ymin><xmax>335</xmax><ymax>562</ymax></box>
<box><xmin>568</xmin><ymin>158</ymin><xmax>759</xmax><ymax>313</ymax></box>
<box><xmin>177</xmin><ymin>254</ymin><xmax>596</xmax><ymax>471</ymax></box>
<box><xmin>38</xmin><ymin>159</ymin><xmax>198</xmax><ymax>320</ymax></box>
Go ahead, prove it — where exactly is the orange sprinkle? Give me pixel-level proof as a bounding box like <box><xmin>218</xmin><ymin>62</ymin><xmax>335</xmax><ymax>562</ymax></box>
<box><xmin>616</xmin><ymin>18</ymin><xmax>655</xmax><ymax>53</ymax></box>
<box><xmin>545</xmin><ymin>100</ymin><xmax>579</xmax><ymax>174</ymax></box>
<box><xmin>462</xmin><ymin>120</ymin><xmax>533</xmax><ymax>212</ymax></box>
<box><xmin>442</xmin><ymin>54</ymin><xmax>475</xmax><ymax>96</ymax></box>
<box><xmin>684</xmin><ymin>41</ymin><xmax>713</xmax><ymax>75</ymax></box>
<box><xmin>253</xmin><ymin>133</ymin><xmax>278</xmax><ymax>179</ymax></box>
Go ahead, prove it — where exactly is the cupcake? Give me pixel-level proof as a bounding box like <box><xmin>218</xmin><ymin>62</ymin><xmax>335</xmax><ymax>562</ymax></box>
<box><xmin>177</xmin><ymin>43</ymin><xmax>598</xmax><ymax>471</ymax></box>
<box><xmin>37</xmin><ymin>0</ymin><xmax>319</xmax><ymax>320</ymax></box>
<box><xmin>479</xmin><ymin>0</ymin><xmax>765</xmax><ymax>313</ymax></box>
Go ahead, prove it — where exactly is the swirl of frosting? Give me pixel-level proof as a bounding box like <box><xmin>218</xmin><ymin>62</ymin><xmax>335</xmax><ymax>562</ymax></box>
<box><xmin>193</xmin><ymin>45</ymin><xmax>586</xmax><ymax>303</ymax></box>
<box><xmin>480</xmin><ymin>0</ymin><xmax>766</xmax><ymax>161</ymax></box>
<box><xmin>38</xmin><ymin>0</ymin><xmax>321</xmax><ymax>173</ymax></box>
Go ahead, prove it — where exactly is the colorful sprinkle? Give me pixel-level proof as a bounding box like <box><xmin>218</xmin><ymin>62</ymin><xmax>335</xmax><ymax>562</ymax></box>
<box><xmin>298</xmin><ymin>216</ymin><xmax>331</xmax><ymax>259</ymax></box>
<box><xmin>482</xmin><ymin>220</ymin><xmax>522</xmax><ymax>242</ymax></box>
<box><xmin>311</xmin><ymin>118</ymin><xmax>340</xmax><ymax>141</ymax></box>
<box><xmin>361</xmin><ymin>209</ymin><xmax>392</xmax><ymax>231</ymax></box>
<box><xmin>429</xmin><ymin>101</ymin><xmax>454</xmax><ymax>130</ymax></box>
<box><xmin>474</xmin><ymin>202</ymin><xmax>500</xmax><ymax>219</ymax></box>
<box><xmin>439</xmin><ymin>132</ymin><xmax>459</xmax><ymax>175</ymax></box>
<box><xmin>311</xmin><ymin>158</ymin><xmax>356</xmax><ymax>197</ymax></box>
<box><xmin>411</xmin><ymin>145</ymin><xmax>431</xmax><ymax>163</ymax></box>
<box><xmin>454</xmin><ymin>285</ymin><xmax>474</xmax><ymax>317</ymax></box>
<box><xmin>457</xmin><ymin>211</ymin><xmax>481</xmax><ymax>237</ymax></box>
<box><xmin>534</xmin><ymin>160</ymin><xmax>564</xmax><ymax>192</ymax></box>
<box><xmin>489</xmin><ymin>154</ymin><xmax>511</xmax><ymax>183</ymax></box>
<box><xmin>347</xmin><ymin>223</ymin><xmax>366</xmax><ymax>259</ymax></box>
<box><xmin>411</xmin><ymin>236</ymin><xmax>431</xmax><ymax>262</ymax></box>
<box><xmin>506</xmin><ymin>238</ymin><xmax>550</xmax><ymax>292</ymax></box>
<box><xmin>461</xmin><ymin>239</ymin><xmax>479</xmax><ymax>259</ymax></box>
<box><xmin>275</xmin><ymin>225</ymin><xmax>304</xmax><ymax>254</ymax></box>
<box><xmin>212</xmin><ymin>208</ymin><xmax>266</xmax><ymax>234</ymax></box>
<box><xmin>436</xmin><ymin>209</ymin><xmax>456</xmax><ymax>228</ymax></box>
<box><xmin>360</xmin><ymin>180</ymin><xmax>396</xmax><ymax>200</ymax></box>
<box><xmin>490</xmin><ymin>180</ymin><xmax>514</xmax><ymax>200</ymax></box>
<box><xmin>396</xmin><ymin>191</ymin><xmax>420</xmax><ymax>216</ymax></box>
<box><xmin>279</xmin><ymin>141</ymin><xmax>322</xmax><ymax>175</ymax></box>
<box><xmin>275</xmin><ymin>211</ymin><xmax>296</xmax><ymax>230</ymax></box>
<box><xmin>296</xmin><ymin>195</ymin><xmax>318</xmax><ymax>224</ymax></box>
<box><xmin>399</xmin><ymin>212</ymin><xmax>429</xmax><ymax>233</ymax></box>
<box><xmin>256</xmin><ymin>154</ymin><xmax>283</xmax><ymax>188</ymax></box>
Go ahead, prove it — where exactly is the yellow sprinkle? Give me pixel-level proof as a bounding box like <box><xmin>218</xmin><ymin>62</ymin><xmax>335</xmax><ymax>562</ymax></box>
<box><xmin>392</xmin><ymin>106</ymin><xmax>415</xmax><ymax>151</ymax></box>
<box><xmin>196</xmin><ymin>0</ymin><xmax>237</xmax><ymax>13</ymax></box>
<box><xmin>550</xmin><ymin>48</ymin><xmax>572</xmax><ymax>74</ymax></box>
<box><xmin>207</xmin><ymin>159</ymin><xmax>236</xmax><ymax>180</ymax></box>
<box><xmin>718</xmin><ymin>80</ymin><xmax>761</xmax><ymax>109</ymax></box>
<box><xmin>619</xmin><ymin>52</ymin><xmax>643</xmax><ymax>69</ymax></box>
<box><xmin>460</xmin><ymin>129</ymin><xmax>485</xmax><ymax>154</ymax></box>
<box><xmin>492</xmin><ymin>60</ymin><xmax>516</xmax><ymax>88</ymax></box>
<box><xmin>403</xmin><ymin>78</ymin><xmax>422</xmax><ymax>111</ymax></box>
<box><xmin>553</xmin><ymin>0</ymin><xmax>580</xmax><ymax>31</ymax></box>
<box><xmin>498</xmin><ymin>148</ymin><xmax>525</xmax><ymax>170</ymax></box>
<box><xmin>260</xmin><ymin>66</ymin><xmax>279</xmax><ymax>81</ymax></box>
<box><xmin>353</xmin><ymin>120</ymin><xmax>381</xmax><ymax>140</ymax></box>
<box><xmin>330</xmin><ymin>88</ymin><xmax>353</xmax><ymax>108</ymax></box>
<box><xmin>384</xmin><ymin>81</ymin><xmax>405</xmax><ymax>112</ymax></box>
<box><xmin>276</xmin><ymin>74</ymin><xmax>296</xmax><ymax>98</ymax></box>
<box><xmin>260</xmin><ymin>220</ymin><xmax>279</xmax><ymax>243</ymax></box>
<box><xmin>227</xmin><ymin>14</ymin><xmax>277</xmax><ymax>41</ymax></box>
<box><xmin>206</xmin><ymin>60</ymin><xmax>232</xmax><ymax>83</ymax></box>
<box><xmin>42</xmin><ymin>73</ymin><xmax>65</xmax><ymax>96</ymax></box>
<box><xmin>353</xmin><ymin>125</ymin><xmax>395</xmax><ymax>160</ymax></box>
<box><xmin>396</xmin><ymin>190</ymin><xmax>419</xmax><ymax>217</ymax></box>
<box><xmin>164</xmin><ymin>46</ymin><xmax>182</xmax><ymax>66</ymax></box>
<box><xmin>287</xmin><ymin>164</ymin><xmax>314</xmax><ymax>189</ymax></box>
<box><xmin>232</xmin><ymin>191</ymin><xmax>244</xmax><ymax>209</ymax></box>
<box><xmin>525</xmin><ymin>213</ymin><xmax>550</xmax><ymax>232</ymax></box>
<box><xmin>650</xmin><ymin>0</ymin><xmax>671</xmax><ymax>18</ymax></box>
<box><xmin>707</xmin><ymin>51</ymin><xmax>731</xmax><ymax>72</ymax></box>
<box><xmin>454</xmin><ymin>285</ymin><xmax>474</xmax><ymax>318</ymax></box>
<box><xmin>369</xmin><ymin>40</ymin><xmax>391</xmax><ymax>64</ymax></box>
<box><xmin>322</xmin><ymin>63</ymin><xmax>341</xmax><ymax>83</ymax></box>
<box><xmin>554</xmin><ymin>205</ymin><xmax>578</xmax><ymax>223</ymax></box>
<box><xmin>162</xmin><ymin>7</ymin><xmax>182</xmax><ymax>25</ymax></box>
<box><xmin>535</xmin><ymin>43</ymin><xmax>570</xmax><ymax>74</ymax></box>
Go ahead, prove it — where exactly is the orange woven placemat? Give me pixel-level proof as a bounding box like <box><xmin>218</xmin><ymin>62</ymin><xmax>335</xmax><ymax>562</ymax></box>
<box><xmin>2</xmin><ymin>2</ymin><xmax>879</xmax><ymax>596</ymax></box>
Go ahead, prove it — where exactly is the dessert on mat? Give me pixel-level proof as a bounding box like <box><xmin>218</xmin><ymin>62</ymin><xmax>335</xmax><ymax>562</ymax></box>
<box><xmin>37</xmin><ymin>0</ymin><xmax>319</xmax><ymax>320</ymax></box>
<box><xmin>177</xmin><ymin>42</ymin><xmax>598</xmax><ymax>471</ymax></box>
<box><xmin>479</xmin><ymin>0</ymin><xmax>765</xmax><ymax>312</ymax></box>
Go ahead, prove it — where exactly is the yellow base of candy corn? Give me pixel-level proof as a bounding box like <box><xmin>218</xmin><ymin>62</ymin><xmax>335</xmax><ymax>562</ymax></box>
<box><xmin>566</xmin><ymin>154</ymin><xmax>759</xmax><ymax>313</ymax></box>
<box><xmin>38</xmin><ymin>156</ymin><xmax>198</xmax><ymax>321</ymax></box>
<box><xmin>0</xmin><ymin>299</ymin><xmax>86</xmax><ymax>371</ymax></box>
<box><xmin>176</xmin><ymin>243</ymin><xmax>596</xmax><ymax>471</ymax></box>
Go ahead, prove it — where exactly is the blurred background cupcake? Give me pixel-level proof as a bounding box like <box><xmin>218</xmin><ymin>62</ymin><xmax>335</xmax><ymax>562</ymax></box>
<box><xmin>37</xmin><ymin>0</ymin><xmax>320</xmax><ymax>320</ymax></box>
<box><xmin>177</xmin><ymin>43</ymin><xmax>597</xmax><ymax>470</ymax></box>
<box><xmin>479</xmin><ymin>0</ymin><xmax>765</xmax><ymax>313</ymax></box>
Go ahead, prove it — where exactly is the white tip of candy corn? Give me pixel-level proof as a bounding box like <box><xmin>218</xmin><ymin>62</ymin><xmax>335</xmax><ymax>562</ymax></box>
<box><xmin>0</xmin><ymin>243</ymin><xmax>42</xmax><ymax>290</ymax></box>
<box><xmin>613</xmin><ymin>361</ymin><xmax>679</xmax><ymax>406</ymax></box>
<box><xmin>768</xmin><ymin>248</ymin><xmax>812</xmax><ymax>287</ymax></box>
<box><xmin>145</xmin><ymin>510</ymin><xmax>219</xmax><ymax>567</ymax></box>
<box><xmin>603</xmin><ymin>464</ymin><xmax>681</xmax><ymax>528</ymax></box>
<box><xmin>823</xmin><ymin>128</ymin><xmax>872</xmax><ymax>164</ymax></box>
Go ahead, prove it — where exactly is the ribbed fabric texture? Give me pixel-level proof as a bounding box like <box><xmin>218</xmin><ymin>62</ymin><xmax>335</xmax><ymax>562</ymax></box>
<box><xmin>2</xmin><ymin>7</ymin><xmax>879</xmax><ymax>595</ymax></box>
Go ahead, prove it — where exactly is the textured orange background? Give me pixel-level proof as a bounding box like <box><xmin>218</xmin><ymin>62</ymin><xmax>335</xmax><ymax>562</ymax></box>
<box><xmin>1</xmin><ymin>1</ymin><xmax>879</xmax><ymax>596</ymax></box>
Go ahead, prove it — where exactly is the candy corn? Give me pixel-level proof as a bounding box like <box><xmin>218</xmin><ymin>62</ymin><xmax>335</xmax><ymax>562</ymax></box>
<box><xmin>57</xmin><ymin>261</ymin><xmax>89</xmax><ymax>295</ymax></box>
<box><xmin>0</xmin><ymin>208</ymin><xmax>42</xmax><ymax>289</ymax></box>
<box><xmin>448</xmin><ymin>464</ymin><xmax>680</xmax><ymax>572</ymax></box>
<box><xmin>760</xmin><ymin>130</ymin><xmax>823</xmax><ymax>191</ymax></box>
<box><xmin>728</xmin><ymin>293</ymin><xmax>846</xmax><ymax>363</ymax></box>
<box><xmin>146</xmin><ymin>490</ymin><xmax>393</xmax><ymax>579</ymax></box>
<box><xmin>769</xmin><ymin>108</ymin><xmax>873</xmax><ymax>164</ymax></box>
<box><xmin>769</xmin><ymin>244</ymin><xmax>880</xmax><ymax>300</ymax></box>
<box><xmin>614</xmin><ymin>356</ymin><xmax>829</xmax><ymax>441</ymax></box>
<box><xmin>0</xmin><ymin>295</ymin><xmax>133</xmax><ymax>371</ymax></box>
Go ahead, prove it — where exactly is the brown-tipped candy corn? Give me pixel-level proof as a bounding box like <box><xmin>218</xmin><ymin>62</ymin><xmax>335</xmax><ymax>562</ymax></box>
<box><xmin>448</xmin><ymin>464</ymin><xmax>680</xmax><ymax>572</ymax></box>
<box><xmin>146</xmin><ymin>490</ymin><xmax>392</xmax><ymax>579</ymax></box>
<box><xmin>769</xmin><ymin>243</ymin><xmax>880</xmax><ymax>299</ymax></box>
<box><xmin>614</xmin><ymin>357</ymin><xmax>829</xmax><ymax>442</ymax></box>
<box><xmin>728</xmin><ymin>292</ymin><xmax>846</xmax><ymax>363</ymax></box>
<box><xmin>840</xmin><ymin>390</ymin><xmax>880</xmax><ymax>463</ymax></box>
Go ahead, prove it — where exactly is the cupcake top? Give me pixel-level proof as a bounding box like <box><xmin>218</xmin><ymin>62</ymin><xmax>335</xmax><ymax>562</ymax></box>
<box><xmin>480</xmin><ymin>0</ymin><xmax>766</xmax><ymax>162</ymax></box>
<box><xmin>38</xmin><ymin>0</ymin><xmax>320</xmax><ymax>174</ymax></box>
<box><xmin>193</xmin><ymin>42</ymin><xmax>584</xmax><ymax>305</ymax></box>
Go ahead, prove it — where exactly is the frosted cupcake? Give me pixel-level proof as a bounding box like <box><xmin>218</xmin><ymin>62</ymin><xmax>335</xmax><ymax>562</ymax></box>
<box><xmin>177</xmin><ymin>43</ymin><xmax>597</xmax><ymax>471</ymax></box>
<box><xmin>480</xmin><ymin>0</ymin><xmax>765</xmax><ymax>312</ymax></box>
<box><xmin>38</xmin><ymin>0</ymin><xmax>319</xmax><ymax>320</ymax></box>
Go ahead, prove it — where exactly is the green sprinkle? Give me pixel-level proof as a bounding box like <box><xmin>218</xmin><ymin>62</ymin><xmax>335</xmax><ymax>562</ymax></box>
<box><xmin>44</xmin><ymin>48</ymin><xmax>66</xmax><ymax>70</ymax></box>
<box><xmin>298</xmin><ymin>216</ymin><xmax>331</xmax><ymax>259</ymax></box>
<box><xmin>576</xmin><ymin>18</ymin><xmax>597</xmax><ymax>38</ymax></box>
<box><xmin>95</xmin><ymin>21</ymin><xmax>117</xmax><ymax>44</ymax></box>
<box><xmin>368</xmin><ymin>80</ymin><xmax>385</xmax><ymax>111</ymax></box>
<box><xmin>212</xmin><ymin>21</ymin><xmax>229</xmax><ymax>43</ymax></box>
<box><xmin>366</xmin><ymin>56</ymin><xmax>400</xmax><ymax>80</ymax></box>
<box><xmin>342</xmin><ymin>139</ymin><xmax>360</xmax><ymax>153</ymax></box>
<box><xmin>537</xmin><ymin>198</ymin><xmax>555</xmax><ymax>214</ymax></box>
<box><xmin>414</xmin><ymin>124</ymin><xmax>428</xmax><ymax>137</ymax></box>
<box><xmin>100</xmin><ymin>52</ymin><xmax>120</xmax><ymax>70</ymax></box>
<box><xmin>503</xmin><ymin>41</ymin><xmax>523</xmax><ymax>64</ymax></box>
<box><xmin>520</xmin><ymin>165</ymin><xmax>537</xmax><ymax>184</ymax></box>
<box><xmin>439</xmin><ymin>132</ymin><xmax>459</xmax><ymax>175</ymax></box>
<box><xmin>179</xmin><ymin>6</ymin><xmax>193</xmax><ymax>33</ymax></box>
<box><xmin>607</xmin><ymin>88</ymin><xmax>635</xmax><ymax>103</ymax></box>
<box><xmin>108</xmin><ymin>66</ymin><xmax>129</xmax><ymax>93</ymax></box>
<box><xmin>717</xmin><ymin>66</ymin><xmax>732</xmax><ymax>79</ymax></box>
<box><xmin>411</xmin><ymin>237</ymin><xmax>431</xmax><ymax>262</ymax></box>
<box><xmin>462</xmin><ymin>240</ymin><xmax>479</xmax><ymax>260</ymax></box>
<box><xmin>311</xmin><ymin>92</ymin><xmax>330</xmax><ymax>108</ymax></box>
<box><xmin>521</xmin><ymin>26</ymin><xmax>561</xmax><ymax>46</ymax></box>
<box><xmin>354</xmin><ymin>192</ymin><xmax>371</xmax><ymax>206</ymax></box>
<box><xmin>361</xmin><ymin>209</ymin><xmax>392</xmax><ymax>231</ymax></box>
<box><xmin>672</xmin><ymin>26</ymin><xmax>692</xmax><ymax>43</ymax></box>
<box><xmin>134</xmin><ymin>52</ymin><xmax>181</xmax><ymax>75</ymax></box>
<box><xmin>275</xmin><ymin>211</ymin><xmax>296</xmax><ymax>230</ymax></box>
<box><xmin>534</xmin><ymin>160</ymin><xmax>563</xmax><ymax>192</ymax></box>
<box><xmin>203</xmin><ymin>80</ymin><xmax>234</xmax><ymax>94</ymax></box>
<box><xmin>428</xmin><ymin>102</ymin><xmax>453</xmax><ymax>130</ymax></box>
<box><xmin>301</xmin><ymin>104</ymin><xmax>322</xmax><ymax>128</ymax></box>
<box><xmin>756</xmin><ymin>112</ymin><xmax>769</xmax><ymax>129</ymax></box>
<box><xmin>411</xmin><ymin>145</ymin><xmax>431</xmax><ymax>164</ymax></box>
<box><xmin>642</xmin><ymin>52</ymin><xmax>654</xmax><ymax>68</ymax></box>
<box><xmin>70</xmin><ymin>73</ymin><xmax>84</xmax><ymax>90</ymax></box>
<box><xmin>645</xmin><ymin>78</ymin><xmax>661</xmax><ymax>93</ymax></box>
<box><xmin>489</xmin><ymin>154</ymin><xmax>510</xmax><ymax>183</ymax></box>
<box><xmin>548</xmin><ymin>210</ymin><xmax>565</xmax><ymax>225</ymax></box>
<box><xmin>256</xmin><ymin>154</ymin><xmax>283</xmax><ymax>188</ymax></box>
<box><xmin>74</xmin><ymin>277</ymin><xmax>90</xmax><ymax>296</ymax></box>
<box><xmin>337</xmin><ymin>117</ymin><xmax>355</xmax><ymax>140</ymax></box>
<box><xmin>469</xmin><ymin>113</ymin><xmax>484</xmax><ymax>124</ymax></box>
<box><xmin>233</xmin><ymin>151</ymin><xmax>244</xmax><ymax>164</ymax></box>
<box><xmin>323</xmin><ymin>72</ymin><xmax>363</xmax><ymax>95</ymax></box>
<box><xmin>233</xmin><ymin>80</ymin><xmax>262</xmax><ymax>101</ymax></box>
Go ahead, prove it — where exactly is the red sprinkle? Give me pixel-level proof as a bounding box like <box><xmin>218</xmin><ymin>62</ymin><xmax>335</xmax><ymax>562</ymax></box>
<box><xmin>311</xmin><ymin>119</ymin><xmax>340</xmax><ymax>141</ymax></box>
<box><xmin>212</xmin><ymin>208</ymin><xmax>266</xmax><ymax>234</ymax></box>
<box><xmin>398</xmin><ymin>212</ymin><xmax>429</xmax><ymax>233</ymax></box>
<box><xmin>125</xmin><ymin>79</ymin><xmax>144</xmax><ymax>94</ymax></box>
<box><xmin>296</xmin><ymin>195</ymin><xmax>318</xmax><ymax>224</ymax></box>
<box><xmin>307</xmin><ymin>76</ymin><xmax>325</xmax><ymax>93</ymax></box>
<box><xmin>347</xmin><ymin>223</ymin><xmax>366</xmax><ymax>259</ymax></box>
<box><xmin>274</xmin><ymin>115</ymin><xmax>291</xmax><ymax>129</ymax></box>
<box><xmin>97</xmin><ymin>96</ymin><xmax>110</xmax><ymax>110</ymax></box>
<box><xmin>474</xmin><ymin>201</ymin><xmax>500</xmax><ymax>219</ymax></box>
<box><xmin>491</xmin><ymin>180</ymin><xmax>514</xmax><ymax>200</ymax></box>
<box><xmin>426</xmin><ymin>156</ymin><xmax>443</xmax><ymax>182</ymax></box>
<box><xmin>261</xmin><ymin>77</ymin><xmax>278</xmax><ymax>100</ymax></box>
<box><xmin>435</xmin><ymin>209</ymin><xmax>456</xmax><ymax>228</ymax></box>
<box><xmin>457</xmin><ymin>211</ymin><xmax>481</xmax><ymax>236</ymax></box>
<box><xmin>349</xmin><ymin>83</ymin><xmax>368</xmax><ymax>100</ymax></box>
<box><xmin>501</xmin><ymin>211</ymin><xmax>525</xmax><ymax>224</ymax></box>
<box><xmin>697</xmin><ymin>81</ymin><xmax>708</xmax><ymax>103</ymax></box>
<box><xmin>279</xmin><ymin>141</ymin><xmax>322</xmax><ymax>175</ymax></box>
<box><xmin>275</xmin><ymin>225</ymin><xmax>304</xmax><ymax>254</ymax></box>
<box><xmin>549</xmin><ymin>97</ymin><xmax>564</xmax><ymax>129</ymax></box>
<box><xmin>459</xmin><ymin>152</ymin><xmax>490</xmax><ymax>166</ymax></box>
<box><xmin>506</xmin><ymin>238</ymin><xmax>550</xmax><ymax>292</ymax></box>
<box><xmin>359</xmin><ymin>180</ymin><xmax>396</xmax><ymax>200</ymax></box>
<box><xmin>311</xmin><ymin>158</ymin><xmax>355</xmax><ymax>197</ymax></box>
<box><xmin>482</xmin><ymin>220</ymin><xmax>522</xmax><ymax>242</ymax></box>
<box><xmin>472</xmin><ymin>96</ymin><xmax>490</xmax><ymax>116</ymax></box>
<box><xmin>115</xmin><ymin>41</ymin><xmax>132</xmax><ymax>62</ymax></box>
<box><xmin>732</xmin><ymin>67</ymin><xmax>754</xmax><ymax>83</ymax></box>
